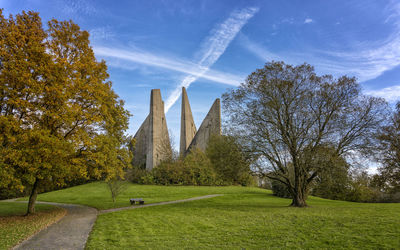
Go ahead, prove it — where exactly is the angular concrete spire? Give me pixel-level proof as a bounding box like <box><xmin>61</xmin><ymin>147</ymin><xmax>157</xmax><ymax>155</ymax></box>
<box><xmin>180</xmin><ymin>87</ymin><xmax>197</xmax><ymax>156</ymax></box>
<box><xmin>132</xmin><ymin>115</ymin><xmax>150</xmax><ymax>169</ymax></box>
<box><xmin>133</xmin><ymin>89</ymin><xmax>171</xmax><ymax>171</ymax></box>
<box><xmin>187</xmin><ymin>98</ymin><xmax>221</xmax><ymax>152</ymax></box>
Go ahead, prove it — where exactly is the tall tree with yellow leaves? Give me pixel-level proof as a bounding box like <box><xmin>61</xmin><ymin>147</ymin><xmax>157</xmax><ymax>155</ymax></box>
<box><xmin>0</xmin><ymin>10</ymin><xmax>132</xmax><ymax>214</ymax></box>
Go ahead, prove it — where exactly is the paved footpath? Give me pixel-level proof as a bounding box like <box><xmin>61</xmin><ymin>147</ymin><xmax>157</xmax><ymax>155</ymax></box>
<box><xmin>14</xmin><ymin>202</ymin><xmax>98</xmax><ymax>250</ymax></box>
<box><xmin>11</xmin><ymin>194</ymin><xmax>223</xmax><ymax>250</ymax></box>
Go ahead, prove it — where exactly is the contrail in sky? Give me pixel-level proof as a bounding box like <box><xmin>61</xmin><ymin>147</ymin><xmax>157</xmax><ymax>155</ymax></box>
<box><xmin>164</xmin><ymin>6</ymin><xmax>259</xmax><ymax>112</ymax></box>
<box><xmin>93</xmin><ymin>46</ymin><xmax>244</xmax><ymax>86</ymax></box>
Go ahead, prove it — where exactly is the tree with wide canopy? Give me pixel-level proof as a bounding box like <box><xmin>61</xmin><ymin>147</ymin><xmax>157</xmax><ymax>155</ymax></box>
<box><xmin>223</xmin><ymin>61</ymin><xmax>387</xmax><ymax>207</ymax></box>
<box><xmin>0</xmin><ymin>10</ymin><xmax>131</xmax><ymax>214</ymax></box>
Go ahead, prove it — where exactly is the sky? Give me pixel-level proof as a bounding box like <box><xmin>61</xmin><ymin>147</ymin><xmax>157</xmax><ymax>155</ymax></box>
<box><xmin>2</xmin><ymin>0</ymin><xmax>400</xmax><ymax>158</ymax></box>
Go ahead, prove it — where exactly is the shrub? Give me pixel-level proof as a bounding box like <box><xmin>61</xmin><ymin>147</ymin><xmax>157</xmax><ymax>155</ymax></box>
<box><xmin>271</xmin><ymin>180</ymin><xmax>292</xmax><ymax>198</ymax></box>
<box><xmin>151</xmin><ymin>148</ymin><xmax>220</xmax><ymax>185</ymax></box>
<box><xmin>183</xmin><ymin>148</ymin><xmax>219</xmax><ymax>185</ymax></box>
<box><xmin>128</xmin><ymin>167</ymin><xmax>148</xmax><ymax>183</ymax></box>
<box><xmin>152</xmin><ymin>160</ymin><xmax>185</xmax><ymax>185</ymax></box>
<box><xmin>206</xmin><ymin>135</ymin><xmax>252</xmax><ymax>185</ymax></box>
<box><xmin>129</xmin><ymin>136</ymin><xmax>255</xmax><ymax>187</ymax></box>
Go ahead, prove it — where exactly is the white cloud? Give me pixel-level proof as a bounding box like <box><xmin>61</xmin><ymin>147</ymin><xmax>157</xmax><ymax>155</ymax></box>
<box><xmin>239</xmin><ymin>2</ymin><xmax>400</xmax><ymax>83</ymax></box>
<box><xmin>314</xmin><ymin>10</ymin><xmax>400</xmax><ymax>81</ymax></box>
<box><xmin>163</xmin><ymin>6</ymin><xmax>259</xmax><ymax>112</ymax></box>
<box><xmin>89</xmin><ymin>27</ymin><xmax>115</xmax><ymax>41</ymax></box>
<box><xmin>130</xmin><ymin>83</ymin><xmax>152</xmax><ymax>88</ymax></box>
<box><xmin>60</xmin><ymin>0</ymin><xmax>97</xmax><ymax>16</ymax></box>
<box><xmin>366</xmin><ymin>85</ymin><xmax>400</xmax><ymax>103</ymax></box>
<box><xmin>281</xmin><ymin>18</ymin><xmax>294</xmax><ymax>24</ymax></box>
<box><xmin>93</xmin><ymin>46</ymin><xmax>245</xmax><ymax>86</ymax></box>
<box><xmin>304</xmin><ymin>18</ymin><xmax>313</xmax><ymax>24</ymax></box>
<box><xmin>238</xmin><ymin>34</ymin><xmax>282</xmax><ymax>62</ymax></box>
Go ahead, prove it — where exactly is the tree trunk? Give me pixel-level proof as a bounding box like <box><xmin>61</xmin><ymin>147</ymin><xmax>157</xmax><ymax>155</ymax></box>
<box><xmin>290</xmin><ymin>190</ymin><xmax>308</xmax><ymax>207</ymax></box>
<box><xmin>26</xmin><ymin>178</ymin><xmax>39</xmax><ymax>215</ymax></box>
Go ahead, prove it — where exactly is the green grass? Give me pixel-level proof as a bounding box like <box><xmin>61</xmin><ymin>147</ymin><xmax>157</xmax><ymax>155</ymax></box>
<box><xmin>16</xmin><ymin>182</ymin><xmax>400</xmax><ymax>248</ymax></box>
<box><xmin>27</xmin><ymin>182</ymin><xmax>258</xmax><ymax>210</ymax></box>
<box><xmin>0</xmin><ymin>202</ymin><xmax>66</xmax><ymax>249</ymax></box>
<box><xmin>85</xmin><ymin>188</ymin><xmax>400</xmax><ymax>249</ymax></box>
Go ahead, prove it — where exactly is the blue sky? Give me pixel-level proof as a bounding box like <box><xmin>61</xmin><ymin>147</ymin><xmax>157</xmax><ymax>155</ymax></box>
<box><xmin>2</xmin><ymin>0</ymin><xmax>400</xmax><ymax>151</ymax></box>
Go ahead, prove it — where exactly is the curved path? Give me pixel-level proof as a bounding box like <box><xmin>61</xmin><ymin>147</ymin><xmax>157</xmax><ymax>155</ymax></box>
<box><xmin>13</xmin><ymin>194</ymin><xmax>222</xmax><ymax>250</ymax></box>
<box><xmin>14</xmin><ymin>202</ymin><xmax>98</xmax><ymax>250</ymax></box>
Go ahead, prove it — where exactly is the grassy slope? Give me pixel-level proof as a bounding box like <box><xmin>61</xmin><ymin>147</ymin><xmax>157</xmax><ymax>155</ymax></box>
<box><xmin>0</xmin><ymin>202</ymin><xmax>66</xmax><ymax>249</ymax></box>
<box><xmin>19</xmin><ymin>182</ymin><xmax>400</xmax><ymax>248</ymax></box>
<box><xmin>86</xmin><ymin>188</ymin><xmax>400</xmax><ymax>249</ymax></box>
<box><xmin>29</xmin><ymin>182</ymin><xmax>256</xmax><ymax>210</ymax></box>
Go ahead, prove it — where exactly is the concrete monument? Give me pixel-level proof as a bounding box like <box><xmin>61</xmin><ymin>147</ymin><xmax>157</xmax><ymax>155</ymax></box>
<box><xmin>186</xmin><ymin>98</ymin><xmax>221</xmax><ymax>152</ymax></box>
<box><xmin>179</xmin><ymin>87</ymin><xmax>197</xmax><ymax>156</ymax></box>
<box><xmin>133</xmin><ymin>88</ymin><xmax>221</xmax><ymax>170</ymax></box>
<box><xmin>133</xmin><ymin>89</ymin><xmax>171</xmax><ymax>171</ymax></box>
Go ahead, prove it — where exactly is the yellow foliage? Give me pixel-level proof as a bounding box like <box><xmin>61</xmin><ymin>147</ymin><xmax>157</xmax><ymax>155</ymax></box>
<box><xmin>0</xmin><ymin>10</ymin><xmax>131</xmax><ymax>205</ymax></box>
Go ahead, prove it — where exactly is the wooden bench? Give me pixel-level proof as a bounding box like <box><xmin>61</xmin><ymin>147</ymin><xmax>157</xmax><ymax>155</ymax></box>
<box><xmin>130</xmin><ymin>198</ymin><xmax>144</xmax><ymax>205</ymax></box>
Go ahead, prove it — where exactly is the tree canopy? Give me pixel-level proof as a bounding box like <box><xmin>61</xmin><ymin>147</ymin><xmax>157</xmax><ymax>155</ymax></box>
<box><xmin>0</xmin><ymin>10</ymin><xmax>131</xmax><ymax>214</ymax></box>
<box><xmin>223</xmin><ymin>61</ymin><xmax>387</xmax><ymax>207</ymax></box>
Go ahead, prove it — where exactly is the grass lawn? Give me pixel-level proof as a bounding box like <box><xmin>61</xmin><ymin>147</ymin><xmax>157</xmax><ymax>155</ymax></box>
<box><xmin>27</xmin><ymin>182</ymin><xmax>257</xmax><ymax>210</ymax></box>
<box><xmin>0</xmin><ymin>202</ymin><xmax>66</xmax><ymax>249</ymax></box>
<box><xmin>85</xmin><ymin>188</ymin><xmax>400</xmax><ymax>249</ymax></box>
<box><xmin>17</xmin><ymin>182</ymin><xmax>400</xmax><ymax>248</ymax></box>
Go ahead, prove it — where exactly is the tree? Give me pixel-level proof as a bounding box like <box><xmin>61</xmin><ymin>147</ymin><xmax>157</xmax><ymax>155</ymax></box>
<box><xmin>346</xmin><ymin>171</ymin><xmax>378</xmax><ymax>202</ymax></box>
<box><xmin>223</xmin><ymin>61</ymin><xmax>387</xmax><ymax>207</ymax></box>
<box><xmin>376</xmin><ymin>101</ymin><xmax>400</xmax><ymax>193</ymax></box>
<box><xmin>107</xmin><ymin>178</ymin><xmax>127</xmax><ymax>206</ymax></box>
<box><xmin>206</xmin><ymin>134</ymin><xmax>252</xmax><ymax>185</ymax></box>
<box><xmin>0</xmin><ymin>10</ymin><xmax>131</xmax><ymax>214</ymax></box>
<box><xmin>158</xmin><ymin>129</ymin><xmax>176</xmax><ymax>163</ymax></box>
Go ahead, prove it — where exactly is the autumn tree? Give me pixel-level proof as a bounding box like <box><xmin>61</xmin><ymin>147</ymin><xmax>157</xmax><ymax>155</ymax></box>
<box><xmin>223</xmin><ymin>61</ymin><xmax>387</xmax><ymax>207</ymax></box>
<box><xmin>0</xmin><ymin>10</ymin><xmax>131</xmax><ymax>214</ymax></box>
